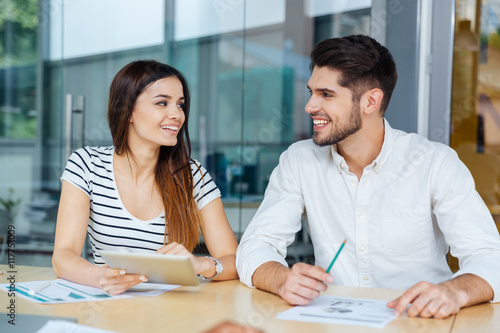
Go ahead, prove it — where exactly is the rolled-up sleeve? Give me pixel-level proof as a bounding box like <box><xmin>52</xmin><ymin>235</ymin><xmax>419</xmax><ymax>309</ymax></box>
<box><xmin>432</xmin><ymin>148</ymin><xmax>500</xmax><ymax>302</ymax></box>
<box><xmin>236</xmin><ymin>148</ymin><xmax>305</xmax><ymax>287</ymax></box>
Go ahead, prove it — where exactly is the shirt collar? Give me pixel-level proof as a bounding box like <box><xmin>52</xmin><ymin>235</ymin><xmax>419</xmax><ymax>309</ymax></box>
<box><xmin>372</xmin><ymin>118</ymin><xmax>394</xmax><ymax>173</ymax></box>
<box><xmin>330</xmin><ymin>118</ymin><xmax>395</xmax><ymax>174</ymax></box>
<box><xmin>330</xmin><ymin>144</ymin><xmax>345</xmax><ymax>174</ymax></box>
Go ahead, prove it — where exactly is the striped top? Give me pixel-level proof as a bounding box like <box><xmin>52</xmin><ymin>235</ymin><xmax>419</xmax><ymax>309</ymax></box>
<box><xmin>61</xmin><ymin>146</ymin><xmax>220</xmax><ymax>265</ymax></box>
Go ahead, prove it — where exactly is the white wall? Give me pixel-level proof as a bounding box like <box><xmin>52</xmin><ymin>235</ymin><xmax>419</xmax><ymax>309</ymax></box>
<box><xmin>305</xmin><ymin>0</ymin><xmax>372</xmax><ymax>17</ymax></box>
<box><xmin>174</xmin><ymin>0</ymin><xmax>286</xmax><ymax>41</ymax></box>
<box><xmin>49</xmin><ymin>0</ymin><xmax>165</xmax><ymax>60</ymax></box>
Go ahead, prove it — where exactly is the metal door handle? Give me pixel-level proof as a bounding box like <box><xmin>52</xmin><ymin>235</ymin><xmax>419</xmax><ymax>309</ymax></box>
<box><xmin>64</xmin><ymin>94</ymin><xmax>85</xmax><ymax>162</ymax></box>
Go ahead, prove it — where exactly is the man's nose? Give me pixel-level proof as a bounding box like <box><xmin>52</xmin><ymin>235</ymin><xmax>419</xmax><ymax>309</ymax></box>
<box><xmin>305</xmin><ymin>95</ymin><xmax>320</xmax><ymax>114</ymax></box>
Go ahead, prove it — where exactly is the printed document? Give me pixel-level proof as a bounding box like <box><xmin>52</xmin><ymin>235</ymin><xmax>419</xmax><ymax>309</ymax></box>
<box><xmin>276</xmin><ymin>295</ymin><xmax>397</xmax><ymax>328</ymax></box>
<box><xmin>1</xmin><ymin>279</ymin><xmax>179</xmax><ymax>304</ymax></box>
<box><xmin>36</xmin><ymin>320</ymin><xmax>117</xmax><ymax>333</ymax></box>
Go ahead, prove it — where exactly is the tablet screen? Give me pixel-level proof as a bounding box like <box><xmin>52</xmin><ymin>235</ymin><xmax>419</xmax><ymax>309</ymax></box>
<box><xmin>100</xmin><ymin>251</ymin><xmax>200</xmax><ymax>286</ymax></box>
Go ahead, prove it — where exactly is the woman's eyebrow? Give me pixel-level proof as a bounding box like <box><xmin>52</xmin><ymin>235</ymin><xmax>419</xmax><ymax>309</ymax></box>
<box><xmin>153</xmin><ymin>94</ymin><xmax>185</xmax><ymax>100</ymax></box>
<box><xmin>153</xmin><ymin>94</ymin><xmax>172</xmax><ymax>99</ymax></box>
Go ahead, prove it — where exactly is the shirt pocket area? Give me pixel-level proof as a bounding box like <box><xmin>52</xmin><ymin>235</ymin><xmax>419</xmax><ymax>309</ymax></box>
<box><xmin>381</xmin><ymin>208</ymin><xmax>429</xmax><ymax>256</ymax></box>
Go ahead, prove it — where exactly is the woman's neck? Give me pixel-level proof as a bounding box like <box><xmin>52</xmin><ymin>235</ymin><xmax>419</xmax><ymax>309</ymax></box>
<box><xmin>114</xmin><ymin>145</ymin><xmax>159</xmax><ymax>184</ymax></box>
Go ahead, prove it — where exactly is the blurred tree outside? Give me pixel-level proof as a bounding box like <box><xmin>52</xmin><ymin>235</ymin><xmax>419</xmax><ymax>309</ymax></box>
<box><xmin>0</xmin><ymin>0</ymin><xmax>38</xmax><ymax>139</ymax></box>
<box><xmin>0</xmin><ymin>0</ymin><xmax>38</xmax><ymax>67</ymax></box>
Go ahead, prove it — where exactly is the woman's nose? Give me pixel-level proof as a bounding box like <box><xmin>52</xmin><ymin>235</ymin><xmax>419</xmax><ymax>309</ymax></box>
<box><xmin>166</xmin><ymin>105</ymin><xmax>182</xmax><ymax>119</ymax></box>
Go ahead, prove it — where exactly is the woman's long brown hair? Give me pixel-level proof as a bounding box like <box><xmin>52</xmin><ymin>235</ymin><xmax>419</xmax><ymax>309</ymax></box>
<box><xmin>107</xmin><ymin>60</ymin><xmax>201</xmax><ymax>252</ymax></box>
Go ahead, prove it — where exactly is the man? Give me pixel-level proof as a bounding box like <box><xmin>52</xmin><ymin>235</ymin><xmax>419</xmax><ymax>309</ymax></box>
<box><xmin>236</xmin><ymin>35</ymin><xmax>500</xmax><ymax>319</ymax></box>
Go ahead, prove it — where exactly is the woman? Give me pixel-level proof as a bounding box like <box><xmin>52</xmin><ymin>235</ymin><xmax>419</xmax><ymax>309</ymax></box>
<box><xmin>53</xmin><ymin>60</ymin><xmax>238</xmax><ymax>294</ymax></box>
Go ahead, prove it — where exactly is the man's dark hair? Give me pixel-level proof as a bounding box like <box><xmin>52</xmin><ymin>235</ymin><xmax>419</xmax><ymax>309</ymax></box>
<box><xmin>310</xmin><ymin>35</ymin><xmax>398</xmax><ymax>115</ymax></box>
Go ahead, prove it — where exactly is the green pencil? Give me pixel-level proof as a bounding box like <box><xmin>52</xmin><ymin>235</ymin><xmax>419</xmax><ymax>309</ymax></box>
<box><xmin>326</xmin><ymin>239</ymin><xmax>347</xmax><ymax>273</ymax></box>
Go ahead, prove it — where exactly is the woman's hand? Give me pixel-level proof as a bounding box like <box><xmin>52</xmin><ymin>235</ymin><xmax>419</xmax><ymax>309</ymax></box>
<box><xmin>97</xmin><ymin>264</ymin><xmax>148</xmax><ymax>295</ymax></box>
<box><xmin>156</xmin><ymin>242</ymin><xmax>215</xmax><ymax>277</ymax></box>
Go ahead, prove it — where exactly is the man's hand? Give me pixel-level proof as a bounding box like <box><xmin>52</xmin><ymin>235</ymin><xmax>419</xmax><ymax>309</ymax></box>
<box><xmin>387</xmin><ymin>281</ymin><xmax>463</xmax><ymax>319</ymax></box>
<box><xmin>252</xmin><ymin>262</ymin><xmax>333</xmax><ymax>306</ymax></box>
<box><xmin>204</xmin><ymin>321</ymin><xmax>264</xmax><ymax>333</ymax></box>
<box><xmin>278</xmin><ymin>263</ymin><xmax>334</xmax><ymax>305</ymax></box>
<box><xmin>387</xmin><ymin>274</ymin><xmax>493</xmax><ymax>319</ymax></box>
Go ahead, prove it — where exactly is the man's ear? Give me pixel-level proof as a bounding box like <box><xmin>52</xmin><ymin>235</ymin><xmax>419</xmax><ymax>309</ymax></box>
<box><xmin>361</xmin><ymin>88</ymin><xmax>384</xmax><ymax>115</ymax></box>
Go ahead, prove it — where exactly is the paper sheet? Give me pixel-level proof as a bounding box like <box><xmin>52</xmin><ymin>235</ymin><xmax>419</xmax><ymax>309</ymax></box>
<box><xmin>36</xmin><ymin>320</ymin><xmax>117</xmax><ymax>333</ymax></box>
<box><xmin>0</xmin><ymin>279</ymin><xmax>179</xmax><ymax>304</ymax></box>
<box><xmin>276</xmin><ymin>295</ymin><xmax>397</xmax><ymax>328</ymax></box>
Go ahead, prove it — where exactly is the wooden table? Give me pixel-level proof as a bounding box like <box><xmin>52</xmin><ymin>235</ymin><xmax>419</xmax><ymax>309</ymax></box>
<box><xmin>0</xmin><ymin>265</ymin><xmax>497</xmax><ymax>332</ymax></box>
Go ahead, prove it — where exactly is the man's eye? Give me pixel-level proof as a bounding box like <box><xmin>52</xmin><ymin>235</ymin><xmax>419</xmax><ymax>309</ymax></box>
<box><xmin>323</xmin><ymin>93</ymin><xmax>333</xmax><ymax>98</ymax></box>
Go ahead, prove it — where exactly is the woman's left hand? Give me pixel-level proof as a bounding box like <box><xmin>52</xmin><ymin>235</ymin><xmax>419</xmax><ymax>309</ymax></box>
<box><xmin>156</xmin><ymin>242</ymin><xmax>214</xmax><ymax>276</ymax></box>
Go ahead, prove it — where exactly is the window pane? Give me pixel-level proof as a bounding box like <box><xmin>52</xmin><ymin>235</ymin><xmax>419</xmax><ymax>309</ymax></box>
<box><xmin>451</xmin><ymin>0</ymin><xmax>500</xmax><ymax>218</ymax></box>
<box><xmin>0</xmin><ymin>0</ymin><xmax>38</xmax><ymax>139</ymax></box>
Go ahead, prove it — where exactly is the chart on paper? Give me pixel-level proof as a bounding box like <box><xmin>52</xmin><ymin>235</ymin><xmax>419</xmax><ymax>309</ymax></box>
<box><xmin>0</xmin><ymin>279</ymin><xmax>177</xmax><ymax>304</ymax></box>
<box><xmin>276</xmin><ymin>295</ymin><xmax>397</xmax><ymax>328</ymax></box>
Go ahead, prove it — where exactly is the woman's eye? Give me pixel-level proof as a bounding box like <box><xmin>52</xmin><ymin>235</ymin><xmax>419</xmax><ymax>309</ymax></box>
<box><xmin>157</xmin><ymin>101</ymin><xmax>167</xmax><ymax>106</ymax></box>
<box><xmin>177</xmin><ymin>103</ymin><xmax>185</xmax><ymax>109</ymax></box>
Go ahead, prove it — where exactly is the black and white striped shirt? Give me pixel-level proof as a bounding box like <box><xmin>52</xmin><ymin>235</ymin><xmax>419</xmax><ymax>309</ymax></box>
<box><xmin>61</xmin><ymin>146</ymin><xmax>220</xmax><ymax>265</ymax></box>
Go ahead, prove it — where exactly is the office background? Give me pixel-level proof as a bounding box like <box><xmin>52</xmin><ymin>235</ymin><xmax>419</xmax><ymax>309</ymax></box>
<box><xmin>1</xmin><ymin>0</ymin><xmax>499</xmax><ymax>266</ymax></box>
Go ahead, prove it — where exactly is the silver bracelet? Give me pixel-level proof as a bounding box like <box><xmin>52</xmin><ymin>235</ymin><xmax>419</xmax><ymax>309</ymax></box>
<box><xmin>198</xmin><ymin>256</ymin><xmax>223</xmax><ymax>280</ymax></box>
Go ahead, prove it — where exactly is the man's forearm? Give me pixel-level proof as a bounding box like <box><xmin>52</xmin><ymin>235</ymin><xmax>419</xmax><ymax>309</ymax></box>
<box><xmin>442</xmin><ymin>273</ymin><xmax>494</xmax><ymax>307</ymax></box>
<box><xmin>251</xmin><ymin>261</ymin><xmax>290</xmax><ymax>296</ymax></box>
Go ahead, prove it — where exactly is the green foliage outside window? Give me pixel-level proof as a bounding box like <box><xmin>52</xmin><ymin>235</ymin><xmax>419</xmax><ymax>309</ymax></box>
<box><xmin>0</xmin><ymin>188</ymin><xmax>21</xmax><ymax>224</ymax></box>
<box><xmin>0</xmin><ymin>0</ymin><xmax>38</xmax><ymax>139</ymax></box>
<box><xmin>0</xmin><ymin>0</ymin><xmax>38</xmax><ymax>67</ymax></box>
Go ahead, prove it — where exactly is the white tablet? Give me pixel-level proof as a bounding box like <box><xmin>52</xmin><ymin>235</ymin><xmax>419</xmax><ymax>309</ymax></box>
<box><xmin>100</xmin><ymin>251</ymin><xmax>200</xmax><ymax>286</ymax></box>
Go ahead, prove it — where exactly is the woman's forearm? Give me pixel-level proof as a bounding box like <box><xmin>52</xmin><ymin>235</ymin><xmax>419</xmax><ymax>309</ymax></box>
<box><xmin>197</xmin><ymin>253</ymin><xmax>237</xmax><ymax>281</ymax></box>
<box><xmin>52</xmin><ymin>248</ymin><xmax>101</xmax><ymax>288</ymax></box>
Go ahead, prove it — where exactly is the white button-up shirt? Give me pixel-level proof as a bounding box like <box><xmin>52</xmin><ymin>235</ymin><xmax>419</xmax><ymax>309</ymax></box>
<box><xmin>236</xmin><ymin>120</ymin><xmax>500</xmax><ymax>302</ymax></box>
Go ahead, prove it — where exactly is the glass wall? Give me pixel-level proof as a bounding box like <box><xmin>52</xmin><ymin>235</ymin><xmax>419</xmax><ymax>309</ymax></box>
<box><xmin>446</xmin><ymin>0</ymin><xmax>500</xmax><ymax>272</ymax></box>
<box><xmin>450</xmin><ymin>0</ymin><xmax>500</xmax><ymax>224</ymax></box>
<box><xmin>0</xmin><ymin>0</ymin><xmax>372</xmax><ymax>265</ymax></box>
<box><xmin>0</xmin><ymin>0</ymin><xmax>38</xmax><ymax>140</ymax></box>
<box><xmin>0</xmin><ymin>0</ymin><xmax>45</xmax><ymax>256</ymax></box>
<box><xmin>6</xmin><ymin>0</ymin><xmax>498</xmax><ymax>268</ymax></box>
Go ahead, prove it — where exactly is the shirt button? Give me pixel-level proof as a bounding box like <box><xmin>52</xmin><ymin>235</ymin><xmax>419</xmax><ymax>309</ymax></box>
<box><xmin>350</xmin><ymin>181</ymin><xmax>357</xmax><ymax>187</ymax></box>
<box><xmin>359</xmin><ymin>214</ymin><xmax>365</xmax><ymax>219</ymax></box>
<box><xmin>359</xmin><ymin>247</ymin><xmax>366</xmax><ymax>253</ymax></box>
<box><xmin>363</xmin><ymin>276</ymin><xmax>370</xmax><ymax>281</ymax></box>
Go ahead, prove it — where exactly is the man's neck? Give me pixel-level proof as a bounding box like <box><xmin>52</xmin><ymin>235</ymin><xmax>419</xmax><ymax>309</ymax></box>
<box><xmin>337</xmin><ymin>117</ymin><xmax>385</xmax><ymax>180</ymax></box>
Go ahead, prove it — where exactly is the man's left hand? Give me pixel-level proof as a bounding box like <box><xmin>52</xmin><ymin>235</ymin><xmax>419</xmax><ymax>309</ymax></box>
<box><xmin>386</xmin><ymin>281</ymin><xmax>464</xmax><ymax>319</ymax></box>
<box><xmin>387</xmin><ymin>274</ymin><xmax>493</xmax><ymax>319</ymax></box>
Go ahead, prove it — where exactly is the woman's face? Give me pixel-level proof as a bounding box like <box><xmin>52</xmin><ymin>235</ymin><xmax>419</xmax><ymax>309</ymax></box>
<box><xmin>128</xmin><ymin>76</ymin><xmax>186</xmax><ymax>149</ymax></box>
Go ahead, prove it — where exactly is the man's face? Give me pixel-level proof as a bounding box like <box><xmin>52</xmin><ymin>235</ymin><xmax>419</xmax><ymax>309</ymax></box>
<box><xmin>305</xmin><ymin>66</ymin><xmax>362</xmax><ymax>146</ymax></box>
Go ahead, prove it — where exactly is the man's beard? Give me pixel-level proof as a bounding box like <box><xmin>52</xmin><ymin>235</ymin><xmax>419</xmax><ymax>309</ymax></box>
<box><xmin>312</xmin><ymin>103</ymin><xmax>362</xmax><ymax>147</ymax></box>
